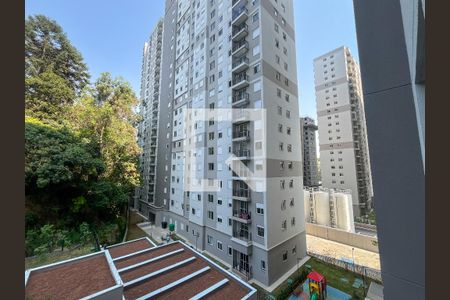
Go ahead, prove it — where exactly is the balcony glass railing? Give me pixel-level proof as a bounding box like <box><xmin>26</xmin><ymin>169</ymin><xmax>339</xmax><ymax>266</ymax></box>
<box><xmin>233</xmin><ymin>189</ymin><xmax>250</xmax><ymax>198</ymax></box>
<box><xmin>233</xmin><ymin>92</ymin><xmax>249</xmax><ymax>103</ymax></box>
<box><xmin>232</xmin><ymin>74</ymin><xmax>249</xmax><ymax>85</ymax></box>
<box><xmin>233</xmin><ymin>130</ymin><xmax>250</xmax><ymax>139</ymax></box>
<box><xmin>232</xmin><ymin>41</ymin><xmax>249</xmax><ymax>53</ymax></box>
<box><xmin>232</xmin><ymin>7</ymin><xmax>248</xmax><ymax>20</ymax></box>
<box><xmin>232</xmin><ymin>24</ymin><xmax>248</xmax><ymax>37</ymax></box>
<box><xmin>233</xmin><ymin>149</ymin><xmax>251</xmax><ymax>157</ymax></box>
<box><xmin>232</xmin><ymin>56</ymin><xmax>249</xmax><ymax>69</ymax></box>
<box><xmin>233</xmin><ymin>231</ymin><xmax>252</xmax><ymax>241</ymax></box>
<box><xmin>233</xmin><ymin>210</ymin><xmax>251</xmax><ymax>220</ymax></box>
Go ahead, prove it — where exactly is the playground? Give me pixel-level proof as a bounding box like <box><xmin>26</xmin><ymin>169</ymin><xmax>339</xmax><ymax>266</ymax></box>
<box><xmin>288</xmin><ymin>270</ymin><xmax>352</xmax><ymax>300</ymax></box>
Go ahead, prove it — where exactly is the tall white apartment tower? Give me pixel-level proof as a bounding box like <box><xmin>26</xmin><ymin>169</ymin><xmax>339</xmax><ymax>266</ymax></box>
<box><xmin>313</xmin><ymin>46</ymin><xmax>373</xmax><ymax>217</ymax></box>
<box><xmin>135</xmin><ymin>20</ymin><xmax>164</xmax><ymax>208</ymax></box>
<box><xmin>135</xmin><ymin>0</ymin><xmax>306</xmax><ymax>288</ymax></box>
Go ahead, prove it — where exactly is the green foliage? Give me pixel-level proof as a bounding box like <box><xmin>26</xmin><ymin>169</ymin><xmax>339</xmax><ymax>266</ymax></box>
<box><xmin>25</xmin><ymin>15</ymin><xmax>89</xmax><ymax>94</ymax></box>
<box><xmin>25</xmin><ymin>71</ymin><xmax>75</xmax><ymax>122</ymax></box>
<box><xmin>25</xmin><ymin>15</ymin><xmax>140</xmax><ymax>258</ymax></box>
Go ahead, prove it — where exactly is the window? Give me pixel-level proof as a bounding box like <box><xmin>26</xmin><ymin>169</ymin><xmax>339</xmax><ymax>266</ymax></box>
<box><xmin>254</xmin><ymin>80</ymin><xmax>261</xmax><ymax>92</ymax></box>
<box><xmin>217</xmin><ymin>217</ymin><xmax>223</xmax><ymax>223</ymax></box>
<box><xmin>280</xmin><ymin>180</ymin><xmax>285</xmax><ymax>189</ymax></box>
<box><xmin>281</xmin><ymin>200</ymin><xmax>286</xmax><ymax>210</ymax></box>
<box><xmin>252</xmin><ymin>28</ymin><xmax>260</xmax><ymax>39</ymax></box>
<box><xmin>208</xmin><ymin>163</ymin><xmax>214</xmax><ymax>170</ymax></box>
<box><xmin>275</xmin><ymin>39</ymin><xmax>279</xmax><ymax>48</ymax></box>
<box><xmin>277</xmin><ymin>106</ymin><xmax>282</xmax><ymax>115</ymax></box>
<box><xmin>292</xmin><ymin>246</ymin><xmax>297</xmax><ymax>255</ymax></box>
<box><xmin>285</xmin><ymin>94</ymin><xmax>290</xmax><ymax>102</ymax></box>
<box><xmin>290</xmin><ymin>197</ymin><xmax>295</xmax><ymax>206</ymax></box>
<box><xmin>261</xmin><ymin>260</ymin><xmax>266</xmax><ymax>271</ymax></box>
<box><xmin>287</xmin><ymin>127</ymin><xmax>291</xmax><ymax>135</ymax></box>
<box><xmin>287</xmin><ymin>144</ymin><xmax>292</xmax><ymax>152</ymax></box>
<box><xmin>277</xmin><ymin>88</ymin><xmax>282</xmax><ymax>97</ymax></box>
<box><xmin>282</xmin><ymin>220</ymin><xmax>287</xmax><ymax>230</ymax></box>
<box><xmin>289</xmin><ymin>179</ymin><xmax>294</xmax><ymax>188</ymax></box>
<box><xmin>208</xmin><ymin>194</ymin><xmax>214</xmax><ymax>202</ymax></box>
<box><xmin>288</xmin><ymin>162</ymin><xmax>293</xmax><ymax>169</ymax></box>
<box><xmin>208</xmin><ymin>147</ymin><xmax>214</xmax><ymax>155</ymax></box>
<box><xmin>276</xmin><ymin>72</ymin><xmax>281</xmax><ymax>81</ymax></box>
<box><xmin>192</xmin><ymin>208</ymin><xmax>196</xmax><ymax>215</ymax></box>
<box><xmin>254</xmin><ymin>63</ymin><xmax>261</xmax><ymax>74</ymax></box>
<box><xmin>228</xmin><ymin>246</ymin><xmax>233</xmax><ymax>256</ymax></box>
<box><xmin>276</xmin><ymin>55</ymin><xmax>280</xmax><ymax>64</ymax></box>
<box><xmin>280</xmin><ymin>161</ymin><xmax>285</xmax><ymax>170</ymax></box>
<box><xmin>252</xmin><ymin>11</ymin><xmax>259</xmax><ymax>22</ymax></box>
<box><xmin>256</xmin><ymin>203</ymin><xmax>264</xmax><ymax>215</ymax></box>
<box><xmin>207</xmin><ymin>235</ymin><xmax>213</xmax><ymax>245</ymax></box>
<box><xmin>217</xmin><ymin>241</ymin><xmax>223</xmax><ymax>251</ymax></box>
<box><xmin>291</xmin><ymin>217</ymin><xmax>296</xmax><ymax>226</ymax></box>
<box><xmin>253</xmin><ymin>45</ymin><xmax>260</xmax><ymax>56</ymax></box>
<box><xmin>279</xmin><ymin>142</ymin><xmax>284</xmax><ymax>151</ymax></box>
<box><xmin>278</xmin><ymin>124</ymin><xmax>283</xmax><ymax>133</ymax></box>
<box><xmin>208</xmin><ymin>211</ymin><xmax>214</xmax><ymax>219</ymax></box>
<box><xmin>286</xmin><ymin>110</ymin><xmax>291</xmax><ymax>118</ymax></box>
<box><xmin>218</xmin><ymin>198</ymin><xmax>223</xmax><ymax>205</ymax></box>
<box><xmin>257</xmin><ymin>226</ymin><xmax>265</xmax><ymax>237</ymax></box>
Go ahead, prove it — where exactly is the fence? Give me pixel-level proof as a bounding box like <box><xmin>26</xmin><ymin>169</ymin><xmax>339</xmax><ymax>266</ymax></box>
<box><xmin>306</xmin><ymin>223</ymin><xmax>379</xmax><ymax>253</ymax></box>
<box><xmin>307</xmin><ymin>251</ymin><xmax>382</xmax><ymax>282</ymax></box>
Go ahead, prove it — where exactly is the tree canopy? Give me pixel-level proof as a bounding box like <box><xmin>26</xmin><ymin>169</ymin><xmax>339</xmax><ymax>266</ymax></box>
<box><xmin>25</xmin><ymin>15</ymin><xmax>141</xmax><ymax>256</ymax></box>
<box><xmin>25</xmin><ymin>15</ymin><xmax>89</xmax><ymax>94</ymax></box>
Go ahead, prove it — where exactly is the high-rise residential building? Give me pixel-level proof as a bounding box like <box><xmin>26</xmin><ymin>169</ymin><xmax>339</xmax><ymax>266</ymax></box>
<box><xmin>135</xmin><ymin>20</ymin><xmax>164</xmax><ymax>207</ymax></box>
<box><xmin>300</xmin><ymin>117</ymin><xmax>319</xmax><ymax>187</ymax></box>
<box><xmin>353</xmin><ymin>0</ymin><xmax>425</xmax><ymax>299</ymax></box>
<box><xmin>134</xmin><ymin>0</ymin><xmax>306</xmax><ymax>289</ymax></box>
<box><xmin>313</xmin><ymin>46</ymin><xmax>373</xmax><ymax>217</ymax></box>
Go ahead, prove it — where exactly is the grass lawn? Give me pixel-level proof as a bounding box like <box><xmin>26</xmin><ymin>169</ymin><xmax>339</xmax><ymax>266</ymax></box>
<box><xmin>253</xmin><ymin>257</ymin><xmax>376</xmax><ymax>300</ymax></box>
<box><xmin>25</xmin><ymin>245</ymin><xmax>93</xmax><ymax>270</ymax></box>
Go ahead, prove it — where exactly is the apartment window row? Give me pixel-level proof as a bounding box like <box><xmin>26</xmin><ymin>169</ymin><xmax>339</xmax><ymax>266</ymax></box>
<box><xmin>280</xmin><ymin>179</ymin><xmax>295</xmax><ymax>189</ymax></box>
<box><xmin>278</xmin><ymin>142</ymin><xmax>293</xmax><ymax>152</ymax></box>
<box><xmin>278</xmin><ymin>123</ymin><xmax>292</xmax><ymax>135</ymax></box>
<box><xmin>279</xmin><ymin>161</ymin><xmax>294</xmax><ymax>170</ymax></box>
<box><xmin>281</xmin><ymin>197</ymin><xmax>295</xmax><ymax>210</ymax></box>
<box><xmin>277</xmin><ymin>106</ymin><xmax>291</xmax><ymax>119</ymax></box>
<box><xmin>276</xmin><ymin>88</ymin><xmax>291</xmax><ymax>102</ymax></box>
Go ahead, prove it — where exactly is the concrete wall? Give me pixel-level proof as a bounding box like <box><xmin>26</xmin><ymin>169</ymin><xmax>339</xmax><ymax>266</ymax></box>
<box><xmin>306</xmin><ymin>223</ymin><xmax>379</xmax><ymax>253</ymax></box>
<box><xmin>353</xmin><ymin>1</ymin><xmax>425</xmax><ymax>298</ymax></box>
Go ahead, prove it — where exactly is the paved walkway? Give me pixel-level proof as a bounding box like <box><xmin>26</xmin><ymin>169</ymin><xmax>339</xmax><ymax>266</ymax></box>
<box><xmin>137</xmin><ymin>222</ymin><xmax>172</xmax><ymax>244</ymax></box>
<box><xmin>306</xmin><ymin>234</ymin><xmax>380</xmax><ymax>270</ymax></box>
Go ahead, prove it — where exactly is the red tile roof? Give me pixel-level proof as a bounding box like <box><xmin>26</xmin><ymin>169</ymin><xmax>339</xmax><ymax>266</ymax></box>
<box><xmin>25</xmin><ymin>237</ymin><xmax>256</xmax><ymax>300</ymax></box>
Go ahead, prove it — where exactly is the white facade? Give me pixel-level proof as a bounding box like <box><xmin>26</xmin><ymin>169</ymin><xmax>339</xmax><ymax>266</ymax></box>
<box><xmin>313</xmin><ymin>46</ymin><xmax>373</xmax><ymax>217</ymax></box>
<box><xmin>136</xmin><ymin>0</ymin><xmax>306</xmax><ymax>288</ymax></box>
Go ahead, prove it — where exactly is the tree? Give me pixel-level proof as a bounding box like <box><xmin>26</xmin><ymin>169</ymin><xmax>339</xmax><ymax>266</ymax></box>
<box><xmin>25</xmin><ymin>15</ymin><xmax>89</xmax><ymax>95</ymax></box>
<box><xmin>69</xmin><ymin>73</ymin><xmax>141</xmax><ymax>191</ymax></box>
<box><xmin>25</xmin><ymin>70</ymin><xmax>76</xmax><ymax>121</ymax></box>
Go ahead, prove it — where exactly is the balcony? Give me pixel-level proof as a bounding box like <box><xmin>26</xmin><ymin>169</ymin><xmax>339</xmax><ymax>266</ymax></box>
<box><xmin>232</xmin><ymin>130</ymin><xmax>250</xmax><ymax>142</ymax></box>
<box><xmin>232</xmin><ymin>24</ymin><xmax>248</xmax><ymax>41</ymax></box>
<box><xmin>232</xmin><ymin>0</ymin><xmax>247</xmax><ymax>9</ymax></box>
<box><xmin>232</xmin><ymin>230</ymin><xmax>252</xmax><ymax>244</ymax></box>
<box><xmin>233</xmin><ymin>149</ymin><xmax>251</xmax><ymax>159</ymax></box>
<box><xmin>232</xmin><ymin>92</ymin><xmax>250</xmax><ymax>107</ymax></box>
<box><xmin>233</xmin><ymin>189</ymin><xmax>251</xmax><ymax>201</ymax></box>
<box><xmin>232</xmin><ymin>74</ymin><xmax>250</xmax><ymax>90</ymax></box>
<box><xmin>232</xmin><ymin>56</ymin><xmax>249</xmax><ymax>73</ymax></box>
<box><xmin>232</xmin><ymin>41</ymin><xmax>249</xmax><ymax>57</ymax></box>
<box><xmin>232</xmin><ymin>7</ymin><xmax>248</xmax><ymax>26</ymax></box>
<box><xmin>232</xmin><ymin>210</ymin><xmax>252</xmax><ymax>224</ymax></box>
<box><xmin>232</xmin><ymin>109</ymin><xmax>250</xmax><ymax>124</ymax></box>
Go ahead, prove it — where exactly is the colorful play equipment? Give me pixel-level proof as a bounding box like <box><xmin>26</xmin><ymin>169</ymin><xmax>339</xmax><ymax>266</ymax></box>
<box><xmin>307</xmin><ymin>271</ymin><xmax>327</xmax><ymax>300</ymax></box>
